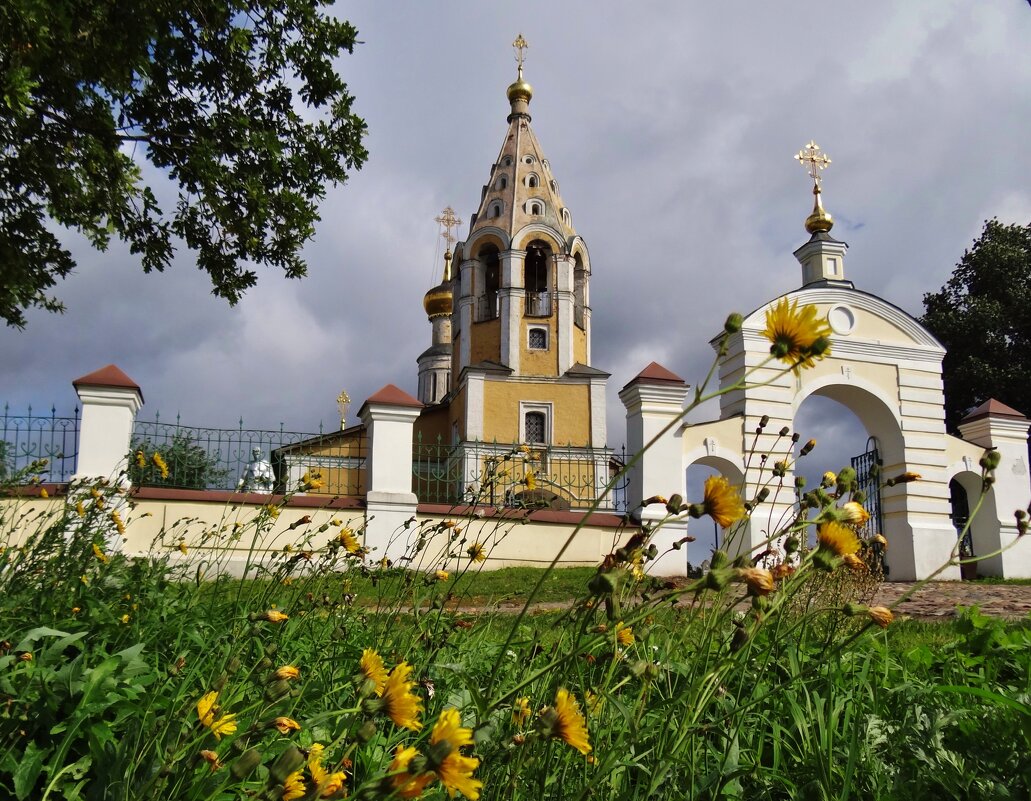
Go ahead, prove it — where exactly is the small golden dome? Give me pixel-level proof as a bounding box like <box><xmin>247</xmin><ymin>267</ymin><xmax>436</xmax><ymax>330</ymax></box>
<box><xmin>423</xmin><ymin>249</ymin><xmax>454</xmax><ymax>318</ymax></box>
<box><xmin>423</xmin><ymin>284</ymin><xmax>452</xmax><ymax>318</ymax></box>
<box><xmin>507</xmin><ymin>72</ymin><xmax>533</xmax><ymax>105</ymax></box>
<box><xmin>804</xmin><ymin>186</ymin><xmax>834</xmax><ymax>234</ymax></box>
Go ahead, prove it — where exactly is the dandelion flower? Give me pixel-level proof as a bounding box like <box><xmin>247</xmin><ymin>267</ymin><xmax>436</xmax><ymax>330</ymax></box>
<box><xmin>339</xmin><ymin>528</ymin><xmax>362</xmax><ymax>554</ymax></box>
<box><xmin>282</xmin><ymin>770</ymin><xmax>306</xmax><ymax>801</ymax></box>
<box><xmin>817</xmin><ymin>521</ymin><xmax>860</xmax><ymax>556</ymax></box>
<box><xmin>121</xmin><ymin>614</ymin><xmax>130</xmax><ymax>624</ymax></box>
<box><xmin>199</xmin><ymin>749</ymin><xmax>222</xmax><ymax>771</ymax></box>
<box><xmin>702</xmin><ymin>475</ymin><xmax>746</xmax><ymax>528</ymax></box>
<box><xmin>467</xmin><ymin>542</ymin><xmax>486</xmax><ymax>563</ymax></box>
<box><xmin>135</xmin><ymin>451</ymin><xmax>147</xmax><ymax>469</ymax></box>
<box><xmin>300</xmin><ymin>469</ymin><xmax>325</xmax><ymax>491</ymax></box>
<box><xmin>868</xmin><ymin>606</ymin><xmax>894</xmax><ymax>628</ymax></box>
<box><xmin>389</xmin><ymin>746</ymin><xmax>434</xmax><ymax>799</ymax></box>
<box><xmin>546</xmin><ymin>688</ymin><xmax>591</xmax><ymax>755</ymax></box>
<box><xmin>92</xmin><ymin>543</ymin><xmax>109</xmax><ymax>564</ymax></box>
<box><xmin>842</xmin><ymin>553</ymin><xmax>866</xmax><ymax>571</ymax></box>
<box><xmin>382</xmin><ymin>662</ymin><xmax>423</xmax><ymax>730</ymax></box>
<box><xmin>361</xmin><ymin>648</ymin><xmax>389</xmax><ymax>696</ymax></box>
<box><xmin>841</xmin><ymin>501</ymin><xmax>871</xmax><ymax>526</ymax></box>
<box><xmin>265</xmin><ymin>503</ymin><xmax>281</xmax><ymax>519</ymax></box>
<box><xmin>39</xmin><ymin>487</ymin><xmax>48</xmax><ymax>499</ymax></box>
<box><xmin>872</xmin><ymin>533</ymin><xmax>888</xmax><ymax>550</ymax></box>
<box><xmin>75</xmin><ymin>501</ymin><xmax>86</xmax><ymax>517</ymax></box>
<box><xmin>615</xmin><ymin>621</ymin><xmax>635</xmax><ymax>646</ymax></box>
<box><xmin>152</xmin><ymin>452</ymin><xmax>169</xmax><ymax>480</ymax></box>
<box><xmin>512</xmin><ymin>696</ymin><xmax>531</xmax><ymax>727</ymax></box>
<box><xmin>263</xmin><ymin>610</ymin><xmax>289</xmax><ymax>623</ymax></box>
<box><xmin>110</xmin><ymin>510</ymin><xmax>126</xmax><ymax>536</ymax></box>
<box><xmin>760</xmin><ymin>297</ymin><xmax>832</xmax><ymax>373</ymax></box>
<box><xmin>178</xmin><ymin>541</ymin><xmax>189</xmax><ymax>555</ymax></box>
<box><xmin>428</xmin><ymin>708</ymin><xmax>482</xmax><ymax>800</ymax></box>
<box><xmin>272</xmin><ymin>716</ymin><xmax>301</xmax><ymax>734</ymax></box>
<box><xmin>737</xmin><ymin>567</ymin><xmax>775</xmax><ymax>596</ymax></box>
<box><xmin>822</xmin><ymin>471</ymin><xmax>837</xmax><ymax>487</ymax></box>
<box><xmin>435</xmin><ymin>570</ymin><xmax>450</xmax><ymax>581</ymax></box>
<box><xmin>274</xmin><ymin>665</ymin><xmax>300</xmax><ymax>681</ymax></box>
<box><xmin>196</xmin><ymin>691</ymin><xmax>238</xmax><ymax>740</ymax></box>
<box><xmin>524</xmin><ymin>470</ymin><xmax>537</xmax><ymax>491</ymax></box>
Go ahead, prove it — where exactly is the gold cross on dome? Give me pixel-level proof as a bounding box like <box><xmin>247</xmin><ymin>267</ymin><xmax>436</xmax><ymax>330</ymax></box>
<box><xmin>336</xmin><ymin>390</ymin><xmax>351</xmax><ymax>429</ymax></box>
<box><xmin>435</xmin><ymin>206</ymin><xmax>461</xmax><ymax>248</ymax></box>
<box><xmin>795</xmin><ymin>140</ymin><xmax>832</xmax><ymax>186</ymax></box>
<box><xmin>513</xmin><ymin>33</ymin><xmax>528</xmax><ymax>71</ymax></box>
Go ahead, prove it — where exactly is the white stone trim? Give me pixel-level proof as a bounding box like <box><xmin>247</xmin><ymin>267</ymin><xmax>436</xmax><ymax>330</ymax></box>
<box><xmin>465</xmin><ymin>372</ymin><xmax>485</xmax><ymax>441</ymax></box>
<box><xmin>519</xmin><ymin>401</ymin><xmax>553</xmax><ymax>445</ymax></box>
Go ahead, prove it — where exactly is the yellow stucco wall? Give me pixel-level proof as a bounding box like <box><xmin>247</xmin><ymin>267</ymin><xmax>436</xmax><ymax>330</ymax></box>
<box><xmin>482</xmin><ymin>380</ymin><xmax>590</xmax><ymax>444</ymax></box>
<box><xmin>521</xmin><ymin>317</ymin><xmax>558</xmax><ymax>375</ymax></box>
<box><xmin>416</xmin><ymin>405</ymin><xmax>451</xmax><ymax>445</ymax></box>
<box><xmin>470</xmin><ymin>318</ymin><xmax>501</xmax><ymax>365</ymax></box>
<box><xmin>449</xmin><ymin>386</ymin><xmax>467</xmax><ymax>442</ymax></box>
<box><xmin>573</xmin><ymin>326</ymin><xmax>587</xmax><ymax>366</ymax></box>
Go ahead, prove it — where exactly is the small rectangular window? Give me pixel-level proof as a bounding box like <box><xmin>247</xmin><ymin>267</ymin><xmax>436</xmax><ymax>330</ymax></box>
<box><xmin>528</xmin><ymin>328</ymin><xmax>547</xmax><ymax>350</ymax></box>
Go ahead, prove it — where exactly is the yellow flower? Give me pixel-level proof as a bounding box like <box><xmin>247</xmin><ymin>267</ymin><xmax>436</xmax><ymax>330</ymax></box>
<box><xmin>152</xmin><ymin>452</ymin><xmax>169</xmax><ymax>480</ymax></box>
<box><xmin>274</xmin><ymin>665</ymin><xmax>300</xmax><ymax>681</ymax></box>
<box><xmin>361</xmin><ymin>649</ymin><xmax>388</xmax><ymax>696</ymax></box>
<box><xmin>318</xmin><ymin>771</ymin><xmax>346</xmax><ymax>798</ymax></box>
<box><xmin>196</xmin><ymin>691</ymin><xmax>238</xmax><ymax>740</ymax></box>
<box><xmin>547</xmin><ymin>688</ymin><xmax>591</xmax><ymax>755</ymax></box>
<box><xmin>435</xmin><ymin>570</ymin><xmax>450</xmax><ymax>581</ymax></box>
<box><xmin>615</xmin><ymin>621</ymin><xmax>635</xmax><ymax>646</ymax></box>
<box><xmin>760</xmin><ymin>297</ymin><xmax>832</xmax><ymax>373</ymax></box>
<box><xmin>885</xmin><ymin>471</ymin><xmax>921</xmax><ymax>487</ymax></box>
<box><xmin>817</xmin><ymin>521</ymin><xmax>860</xmax><ymax>556</ymax></box>
<box><xmin>135</xmin><ymin>450</ymin><xmax>147</xmax><ymax>469</ymax></box>
<box><xmin>467</xmin><ymin>542</ymin><xmax>486</xmax><ymax>563</ymax></box>
<box><xmin>428</xmin><ymin>708</ymin><xmax>482</xmax><ymax>800</ymax></box>
<box><xmin>512</xmin><ymin>696</ymin><xmax>531</xmax><ymax>727</ymax></box>
<box><xmin>120</xmin><ymin>614</ymin><xmax>130</xmax><ymax>624</ymax></box>
<box><xmin>585</xmin><ymin>690</ymin><xmax>604</xmax><ymax>716</ymax></box>
<box><xmin>308</xmin><ymin>743</ymin><xmax>327</xmax><ymax>783</ymax></box>
<box><xmin>265</xmin><ymin>503</ymin><xmax>281</xmax><ymax>519</ymax></box>
<box><xmin>75</xmin><ymin>501</ymin><xmax>85</xmax><ymax>518</ymax></box>
<box><xmin>80</xmin><ymin>574</ymin><xmax>89</xmax><ymax>586</ymax></box>
<box><xmin>736</xmin><ymin>567</ymin><xmax>775</xmax><ymax>596</ymax></box>
<box><xmin>702</xmin><ymin>475</ymin><xmax>746</xmax><ymax>528</ymax></box>
<box><xmin>71</xmin><ymin>606</ymin><xmax>81</xmax><ymax>615</ymax></box>
<box><xmin>339</xmin><ymin>528</ymin><xmax>361</xmax><ymax>554</ymax></box>
<box><xmin>822</xmin><ymin>471</ymin><xmax>837</xmax><ymax>487</ymax></box>
<box><xmin>842</xmin><ymin>553</ymin><xmax>866</xmax><ymax>571</ymax></box>
<box><xmin>868</xmin><ymin>606</ymin><xmax>894</xmax><ymax>628</ymax></box>
<box><xmin>382</xmin><ymin>662</ymin><xmax>423</xmax><ymax>730</ymax></box>
<box><xmin>263</xmin><ymin>610</ymin><xmax>289</xmax><ymax>623</ymax></box>
<box><xmin>282</xmin><ymin>770</ymin><xmax>306</xmax><ymax>801</ymax></box>
<box><xmin>109</xmin><ymin>510</ymin><xmax>126</xmax><ymax>536</ymax></box>
<box><xmin>92</xmin><ymin>543</ymin><xmax>109</xmax><ymax>564</ymax></box>
<box><xmin>300</xmin><ymin>469</ymin><xmax>325</xmax><ymax>491</ymax></box>
<box><xmin>840</xmin><ymin>501</ymin><xmax>871</xmax><ymax>526</ymax></box>
<box><xmin>272</xmin><ymin>716</ymin><xmax>301</xmax><ymax>734</ymax></box>
<box><xmin>389</xmin><ymin>746</ymin><xmax>434</xmax><ymax>799</ymax></box>
<box><xmin>39</xmin><ymin>487</ymin><xmax>48</xmax><ymax>499</ymax></box>
<box><xmin>872</xmin><ymin>533</ymin><xmax>888</xmax><ymax>550</ymax></box>
<box><xmin>199</xmin><ymin>749</ymin><xmax>222</xmax><ymax>771</ymax></box>
<box><xmin>523</xmin><ymin>470</ymin><xmax>537</xmax><ymax>491</ymax></box>
<box><xmin>178</xmin><ymin>541</ymin><xmax>188</xmax><ymax>555</ymax></box>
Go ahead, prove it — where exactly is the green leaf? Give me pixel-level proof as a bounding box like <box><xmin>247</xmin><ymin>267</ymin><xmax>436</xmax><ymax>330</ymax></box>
<box><xmin>13</xmin><ymin>741</ymin><xmax>49</xmax><ymax>801</ymax></box>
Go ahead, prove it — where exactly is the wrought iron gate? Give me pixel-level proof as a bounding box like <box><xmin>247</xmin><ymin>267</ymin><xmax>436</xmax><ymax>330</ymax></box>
<box><xmin>851</xmin><ymin>437</ymin><xmax>886</xmax><ymax>574</ymax></box>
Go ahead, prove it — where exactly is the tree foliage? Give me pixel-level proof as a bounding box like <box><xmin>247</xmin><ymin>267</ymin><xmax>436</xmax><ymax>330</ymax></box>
<box><xmin>1</xmin><ymin>0</ymin><xmax>368</xmax><ymax>327</ymax></box>
<box><xmin>921</xmin><ymin>219</ymin><xmax>1031</xmax><ymax>432</ymax></box>
<box><xmin>129</xmin><ymin>434</ymin><xmax>229</xmax><ymax>490</ymax></box>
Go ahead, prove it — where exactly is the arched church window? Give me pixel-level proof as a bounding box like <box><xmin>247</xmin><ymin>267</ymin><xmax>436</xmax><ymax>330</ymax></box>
<box><xmin>476</xmin><ymin>244</ymin><xmax>501</xmax><ymax>322</ymax></box>
<box><xmin>488</xmin><ymin>202</ymin><xmax>502</xmax><ymax>219</ymax></box>
<box><xmin>524</xmin><ymin>240</ymin><xmax>551</xmax><ymax>317</ymax></box>
<box><xmin>497</xmin><ymin>175</ymin><xmax>508</xmax><ymax>190</ymax></box>
<box><xmin>526</xmin><ymin>173</ymin><xmax>539</xmax><ymax>188</ymax></box>
<box><xmin>529</xmin><ymin>202</ymin><xmax>542</xmax><ymax>215</ymax></box>
<box><xmin>573</xmin><ymin>253</ymin><xmax>587</xmax><ymax>329</ymax></box>
<box><xmin>562</xmin><ymin>208</ymin><xmax>571</xmax><ymax>227</ymax></box>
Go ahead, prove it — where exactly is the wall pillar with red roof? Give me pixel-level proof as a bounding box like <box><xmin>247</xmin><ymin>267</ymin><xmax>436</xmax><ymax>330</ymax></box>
<box><xmin>957</xmin><ymin>399</ymin><xmax>1031</xmax><ymax>577</ymax></box>
<box><xmin>359</xmin><ymin>384</ymin><xmax>423</xmax><ymax>564</ymax></box>
<box><xmin>71</xmin><ymin>365</ymin><xmax>144</xmax><ymax>484</ymax></box>
<box><xmin>619</xmin><ymin>362</ymin><xmax>691</xmax><ymax>575</ymax></box>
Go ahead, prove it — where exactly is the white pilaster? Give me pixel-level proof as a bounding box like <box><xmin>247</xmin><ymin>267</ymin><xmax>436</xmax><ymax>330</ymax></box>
<box><xmin>619</xmin><ymin>376</ymin><xmax>689</xmax><ymax>511</ymax></box>
<box><xmin>72</xmin><ymin>367</ymin><xmax>143</xmax><ymax>484</ymax></box>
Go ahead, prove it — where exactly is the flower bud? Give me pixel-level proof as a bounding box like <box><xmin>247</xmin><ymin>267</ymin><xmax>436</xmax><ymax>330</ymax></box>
<box><xmin>710</xmin><ymin>550</ymin><xmax>728</xmax><ymax>569</ymax></box>
<box><xmin>800</xmin><ymin>438</ymin><xmax>817</xmax><ymax>456</ymax></box>
<box><xmin>356</xmin><ymin>719</ymin><xmax>378</xmax><ymax>743</ymax></box>
<box><xmin>736</xmin><ymin>567</ymin><xmax>774</xmax><ymax>596</ymax></box>
<box><xmin>783</xmin><ymin>536</ymin><xmax>800</xmax><ymax>554</ymax></box>
<box><xmin>759</xmin><ymin>415</ymin><xmax>770</xmax><ymax>429</ymax></box>
<box><xmin>268</xmin><ymin>747</ymin><xmax>305</xmax><ymax>784</ymax></box>
<box><xmin>779</xmin><ymin>426</ymin><xmax>790</xmax><ymax>437</ymax></box>
<box><xmin>868</xmin><ymin>606</ymin><xmax>894</xmax><ymax>628</ymax></box>
<box><xmin>666</xmin><ymin>494</ymin><xmax>683</xmax><ymax>515</ymax></box>
<box><xmin>724</xmin><ymin>312</ymin><xmax>743</xmax><ymax>334</ymax></box>
<box><xmin>756</xmin><ymin>487</ymin><xmax>770</xmax><ymax>503</ymax></box>
<box><xmin>230</xmin><ymin>748</ymin><xmax>262</xmax><ymax>780</ymax></box>
<box><xmin>979</xmin><ymin>449</ymin><xmax>1001</xmax><ymax>471</ymax></box>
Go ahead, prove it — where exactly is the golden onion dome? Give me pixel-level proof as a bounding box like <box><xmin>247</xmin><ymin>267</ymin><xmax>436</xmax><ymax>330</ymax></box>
<box><xmin>507</xmin><ymin>72</ymin><xmax>533</xmax><ymax>105</ymax></box>
<box><xmin>423</xmin><ymin>250</ymin><xmax>454</xmax><ymax>318</ymax></box>
<box><xmin>423</xmin><ymin>284</ymin><xmax>452</xmax><ymax>318</ymax></box>
<box><xmin>804</xmin><ymin>187</ymin><xmax>834</xmax><ymax>234</ymax></box>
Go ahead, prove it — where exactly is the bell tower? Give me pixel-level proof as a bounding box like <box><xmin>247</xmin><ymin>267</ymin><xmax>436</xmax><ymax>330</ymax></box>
<box><xmin>419</xmin><ymin>35</ymin><xmax>611</xmax><ymax>509</ymax></box>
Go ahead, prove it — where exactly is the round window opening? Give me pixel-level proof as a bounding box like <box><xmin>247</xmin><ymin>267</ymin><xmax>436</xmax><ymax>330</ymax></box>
<box><xmin>827</xmin><ymin>305</ymin><xmax>855</xmax><ymax>335</ymax></box>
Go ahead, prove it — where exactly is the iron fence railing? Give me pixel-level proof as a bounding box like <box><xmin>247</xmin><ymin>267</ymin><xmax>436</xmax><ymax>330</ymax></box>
<box><xmin>413</xmin><ymin>434</ymin><xmax>626</xmax><ymax>511</ymax></box>
<box><xmin>476</xmin><ymin>292</ymin><xmax>500</xmax><ymax>322</ymax></box>
<box><xmin>1</xmin><ymin>404</ymin><xmax>80</xmax><ymax>484</ymax></box>
<box><xmin>131</xmin><ymin>413</ymin><xmax>366</xmax><ymax>495</ymax></box>
<box><xmin>524</xmin><ymin>290</ymin><xmax>551</xmax><ymax>317</ymax></box>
